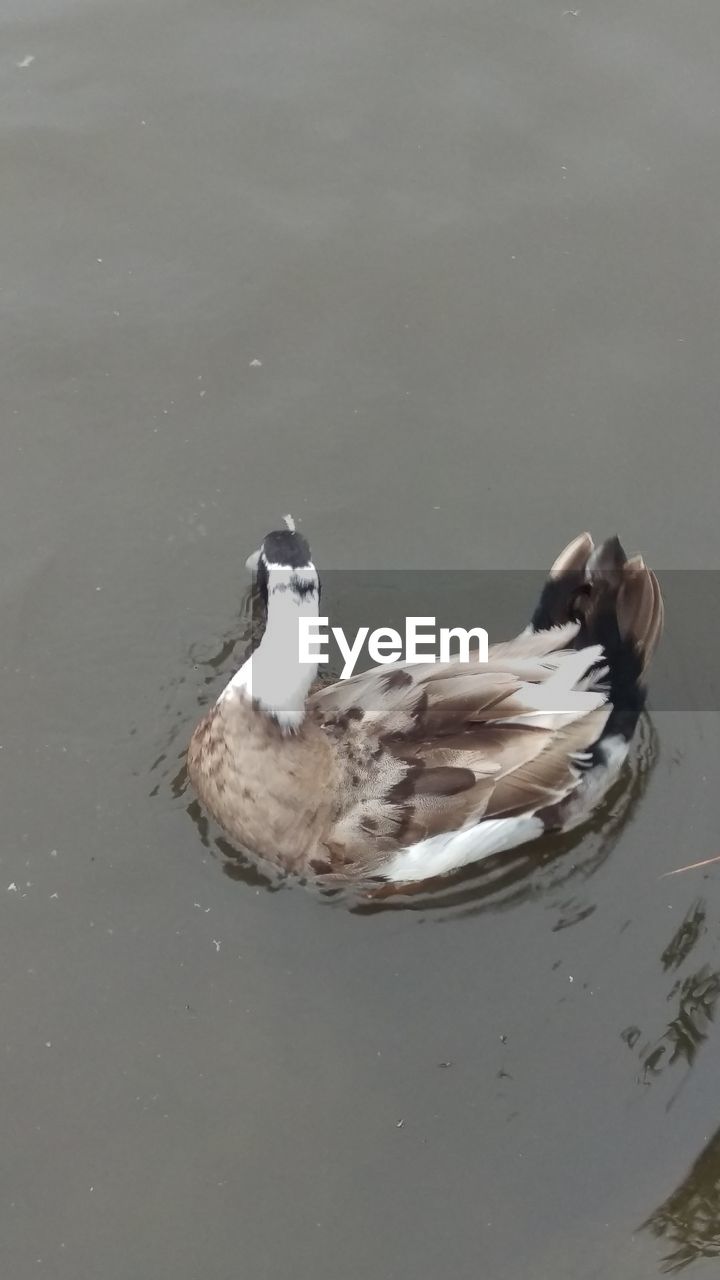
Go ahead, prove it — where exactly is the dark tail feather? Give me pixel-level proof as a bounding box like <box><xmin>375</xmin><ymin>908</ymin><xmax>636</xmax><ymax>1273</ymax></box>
<box><xmin>531</xmin><ymin>532</ymin><xmax>664</xmax><ymax>743</ymax></box>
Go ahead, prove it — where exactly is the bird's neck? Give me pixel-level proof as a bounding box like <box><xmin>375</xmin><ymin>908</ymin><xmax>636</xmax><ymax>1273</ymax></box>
<box><xmin>220</xmin><ymin>571</ymin><xmax>320</xmax><ymax>730</ymax></box>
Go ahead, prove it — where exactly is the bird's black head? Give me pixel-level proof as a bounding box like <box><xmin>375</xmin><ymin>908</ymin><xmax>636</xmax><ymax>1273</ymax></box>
<box><xmin>260</xmin><ymin>528</ymin><xmax>312</xmax><ymax>570</ymax></box>
<box><xmin>246</xmin><ymin>521</ymin><xmax>317</xmax><ymax>609</ymax></box>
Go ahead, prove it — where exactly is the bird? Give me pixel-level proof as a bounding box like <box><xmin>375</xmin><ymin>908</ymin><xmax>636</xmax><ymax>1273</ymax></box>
<box><xmin>187</xmin><ymin>521</ymin><xmax>663</xmax><ymax>886</ymax></box>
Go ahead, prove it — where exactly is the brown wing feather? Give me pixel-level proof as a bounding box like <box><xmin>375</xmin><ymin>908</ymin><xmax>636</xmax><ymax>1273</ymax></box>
<box><xmin>481</xmin><ymin>705</ymin><xmax>609</xmax><ymax>819</ymax></box>
<box><xmin>314</xmin><ymin>646</ymin><xmax>610</xmax><ymax>870</ymax></box>
<box><xmin>549</xmin><ymin>532</ymin><xmax>594</xmax><ymax>578</ymax></box>
<box><xmin>616</xmin><ymin>561</ymin><xmax>664</xmax><ymax>674</ymax></box>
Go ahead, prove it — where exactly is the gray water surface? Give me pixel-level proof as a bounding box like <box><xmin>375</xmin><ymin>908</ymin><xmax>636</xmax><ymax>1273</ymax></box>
<box><xmin>3</xmin><ymin>2</ymin><xmax>720</xmax><ymax>1276</ymax></box>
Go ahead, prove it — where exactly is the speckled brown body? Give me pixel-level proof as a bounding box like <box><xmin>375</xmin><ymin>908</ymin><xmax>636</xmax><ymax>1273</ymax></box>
<box><xmin>188</xmin><ymin>692</ymin><xmax>344</xmax><ymax>874</ymax></box>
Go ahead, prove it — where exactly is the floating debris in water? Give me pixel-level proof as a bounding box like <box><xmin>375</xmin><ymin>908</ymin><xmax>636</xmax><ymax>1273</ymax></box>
<box><xmin>249</xmin><ymin>358</ymin><xmax>262</xmax><ymax>367</ymax></box>
<box><xmin>16</xmin><ymin>55</ymin><xmax>35</xmax><ymax>68</ymax></box>
<box><xmin>661</xmin><ymin>854</ymin><xmax>720</xmax><ymax>878</ymax></box>
<box><xmin>7</xmin><ymin>883</ymin><xmax>17</xmax><ymax>892</ymax></box>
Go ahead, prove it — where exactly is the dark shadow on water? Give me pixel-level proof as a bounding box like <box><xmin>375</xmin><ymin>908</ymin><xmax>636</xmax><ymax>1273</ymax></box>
<box><xmin>662</xmin><ymin>901</ymin><xmax>708</xmax><ymax>973</ymax></box>
<box><xmin>639</xmin><ymin>965</ymin><xmax>720</xmax><ymax>1081</ymax></box>
<box><xmin>644</xmin><ymin>1124</ymin><xmax>720</xmax><ymax>1272</ymax></box>
<box><xmin>620</xmin><ymin>896</ymin><xmax>720</xmax><ymax>1101</ymax></box>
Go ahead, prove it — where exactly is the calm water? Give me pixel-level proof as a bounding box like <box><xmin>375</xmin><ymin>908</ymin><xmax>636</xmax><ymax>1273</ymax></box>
<box><xmin>3</xmin><ymin>1</ymin><xmax>720</xmax><ymax>1276</ymax></box>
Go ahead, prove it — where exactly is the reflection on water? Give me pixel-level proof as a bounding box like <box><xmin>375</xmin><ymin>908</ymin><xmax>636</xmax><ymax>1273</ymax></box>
<box><xmin>623</xmin><ymin>901</ymin><xmax>720</xmax><ymax>1087</ymax></box>
<box><xmin>662</xmin><ymin>901</ymin><xmax>708</xmax><ymax>972</ymax></box>
<box><xmin>640</xmin><ymin>966</ymin><xmax>720</xmax><ymax>1078</ymax></box>
<box><xmin>629</xmin><ymin>900</ymin><xmax>720</xmax><ymax>1270</ymax></box>
<box><xmin>645</xmin><ymin>1124</ymin><xmax>720</xmax><ymax>1272</ymax></box>
<box><xmin>150</xmin><ymin>592</ymin><xmax>660</xmax><ymax>915</ymax></box>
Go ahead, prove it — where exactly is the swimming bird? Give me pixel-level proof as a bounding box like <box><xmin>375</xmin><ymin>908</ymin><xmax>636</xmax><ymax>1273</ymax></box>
<box><xmin>187</xmin><ymin>525</ymin><xmax>663</xmax><ymax>885</ymax></box>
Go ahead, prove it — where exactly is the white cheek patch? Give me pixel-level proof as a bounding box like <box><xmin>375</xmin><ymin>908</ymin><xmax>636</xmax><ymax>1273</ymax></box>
<box><xmin>264</xmin><ymin>560</ymin><xmax>316</xmax><ymax>574</ymax></box>
<box><xmin>264</xmin><ymin>562</ymin><xmax>318</xmax><ymax>600</ymax></box>
<box><xmin>245</xmin><ymin>548</ymin><xmax>262</xmax><ymax>572</ymax></box>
